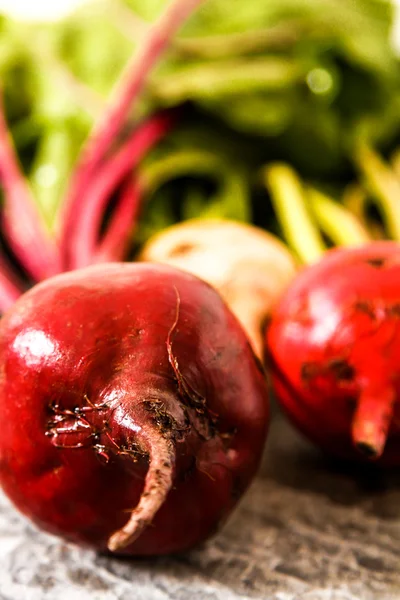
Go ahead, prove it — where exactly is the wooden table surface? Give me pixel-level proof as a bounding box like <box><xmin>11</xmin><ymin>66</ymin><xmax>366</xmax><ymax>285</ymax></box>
<box><xmin>0</xmin><ymin>408</ymin><xmax>399</xmax><ymax>600</ymax></box>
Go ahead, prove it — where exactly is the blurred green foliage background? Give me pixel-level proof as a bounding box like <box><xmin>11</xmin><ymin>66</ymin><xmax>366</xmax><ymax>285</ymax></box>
<box><xmin>1</xmin><ymin>0</ymin><xmax>399</xmax><ymax>246</ymax></box>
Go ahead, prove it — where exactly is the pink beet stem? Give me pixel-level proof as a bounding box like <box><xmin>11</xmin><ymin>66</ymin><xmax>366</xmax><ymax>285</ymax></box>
<box><xmin>0</xmin><ymin>254</ymin><xmax>24</xmax><ymax>312</ymax></box>
<box><xmin>0</xmin><ymin>94</ymin><xmax>62</xmax><ymax>281</ymax></box>
<box><xmin>352</xmin><ymin>382</ymin><xmax>395</xmax><ymax>458</ymax></box>
<box><xmin>67</xmin><ymin>111</ymin><xmax>175</xmax><ymax>269</ymax></box>
<box><xmin>107</xmin><ymin>429</ymin><xmax>174</xmax><ymax>552</ymax></box>
<box><xmin>60</xmin><ymin>0</ymin><xmax>205</xmax><ymax>267</ymax></box>
<box><xmin>94</xmin><ymin>177</ymin><xmax>142</xmax><ymax>263</ymax></box>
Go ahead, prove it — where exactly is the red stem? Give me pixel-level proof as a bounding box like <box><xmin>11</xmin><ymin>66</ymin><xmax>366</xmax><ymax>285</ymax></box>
<box><xmin>94</xmin><ymin>177</ymin><xmax>142</xmax><ymax>263</ymax></box>
<box><xmin>60</xmin><ymin>0</ymin><xmax>205</xmax><ymax>267</ymax></box>
<box><xmin>66</xmin><ymin>111</ymin><xmax>175</xmax><ymax>270</ymax></box>
<box><xmin>352</xmin><ymin>382</ymin><xmax>395</xmax><ymax>459</ymax></box>
<box><xmin>0</xmin><ymin>254</ymin><xmax>24</xmax><ymax>312</ymax></box>
<box><xmin>0</xmin><ymin>95</ymin><xmax>62</xmax><ymax>281</ymax></box>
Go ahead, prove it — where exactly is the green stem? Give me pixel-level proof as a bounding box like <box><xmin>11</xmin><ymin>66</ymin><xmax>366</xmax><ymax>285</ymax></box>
<box><xmin>140</xmin><ymin>149</ymin><xmax>250</xmax><ymax>222</ymax></box>
<box><xmin>353</xmin><ymin>141</ymin><xmax>400</xmax><ymax>241</ymax></box>
<box><xmin>140</xmin><ymin>150</ymin><xmax>224</xmax><ymax>193</ymax></box>
<box><xmin>308</xmin><ymin>187</ymin><xmax>371</xmax><ymax>247</ymax></box>
<box><xmin>31</xmin><ymin>126</ymin><xmax>75</xmax><ymax>232</ymax></box>
<box><xmin>149</xmin><ymin>57</ymin><xmax>302</xmax><ymax>105</ymax></box>
<box><xmin>263</xmin><ymin>163</ymin><xmax>326</xmax><ymax>264</ymax></box>
<box><xmin>172</xmin><ymin>21</ymin><xmax>306</xmax><ymax>58</ymax></box>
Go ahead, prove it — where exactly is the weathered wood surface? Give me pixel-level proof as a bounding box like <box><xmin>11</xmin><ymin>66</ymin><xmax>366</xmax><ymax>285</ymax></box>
<box><xmin>0</xmin><ymin>409</ymin><xmax>399</xmax><ymax>600</ymax></box>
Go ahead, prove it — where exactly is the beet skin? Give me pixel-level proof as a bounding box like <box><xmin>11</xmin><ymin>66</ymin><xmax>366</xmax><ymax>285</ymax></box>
<box><xmin>266</xmin><ymin>242</ymin><xmax>400</xmax><ymax>465</ymax></box>
<box><xmin>0</xmin><ymin>263</ymin><xmax>269</xmax><ymax>555</ymax></box>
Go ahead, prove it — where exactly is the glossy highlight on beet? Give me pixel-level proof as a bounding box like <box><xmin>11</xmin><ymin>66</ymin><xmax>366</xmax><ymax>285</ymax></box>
<box><xmin>266</xmin><ymin>241</ymin><xmax>400</xmax><ymax>465</ymax></box>
<box><xmin>0</xmin><ymin>263</ymin><xmax>269</xmax><ymax>555</ymax></box>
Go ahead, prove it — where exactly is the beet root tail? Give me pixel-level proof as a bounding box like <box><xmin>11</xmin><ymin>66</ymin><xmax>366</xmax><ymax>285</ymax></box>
<box><xmin>352</xmin><ymin>383</ymin><xmax>395</xmax><ymax>459</ymax></box>
<box><xmin>107</xmin><ymin>433</ymin><xmax>175</xmax><ymax>552</ymax></box>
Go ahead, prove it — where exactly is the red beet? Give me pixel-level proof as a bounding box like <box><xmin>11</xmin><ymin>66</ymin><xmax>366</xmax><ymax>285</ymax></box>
<box><xmin>266</xmin><ymin>242</ymin><xmax>400</xmax><ymax>465</ymax></box>
<box><xmin>0</xmin><ymin>263</ymin><xmax>268</xmax><ymax>555</ymax></box>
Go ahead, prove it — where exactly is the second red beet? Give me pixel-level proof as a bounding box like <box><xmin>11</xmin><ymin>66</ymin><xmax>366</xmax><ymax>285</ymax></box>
<box><xmin>266</xmin><ymin>242</ymin><xmax>400</xmax><ymax>465</ymax></box>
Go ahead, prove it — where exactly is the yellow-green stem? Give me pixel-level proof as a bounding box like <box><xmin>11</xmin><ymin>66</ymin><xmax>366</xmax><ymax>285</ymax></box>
<box><xmin>308</xmin><ymin>187</ymin><xmax>371</xmax><ymax>247</ymax></box>
<box><xmin>353</xmin><ymin>141</ymin><xmax>400</xmax><ymax>241</ymax></box>
<box><xmin>263</xmin><ymin>163</ymin><xmax>326</xmax><ymax>264</ymax></box>
<box><xmin>390</xmin><ymin>147</ymin><xmax>400</xmax><ymax>181</ymax></box>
